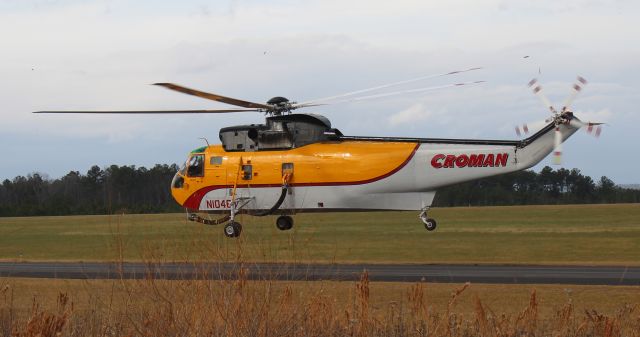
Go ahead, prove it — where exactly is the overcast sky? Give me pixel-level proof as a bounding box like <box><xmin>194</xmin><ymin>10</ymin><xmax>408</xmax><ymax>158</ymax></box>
<box><xmin>1</xmin><ymin>0</ymin><xmax>638</xmax><ymax>183</ymax></box>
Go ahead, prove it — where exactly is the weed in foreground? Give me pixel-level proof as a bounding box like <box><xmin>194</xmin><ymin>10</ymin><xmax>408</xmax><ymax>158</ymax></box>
<box><xmin>3</xmin><ymin>270</ymin><xmax>639</xmax><ymax>337</ymax></box>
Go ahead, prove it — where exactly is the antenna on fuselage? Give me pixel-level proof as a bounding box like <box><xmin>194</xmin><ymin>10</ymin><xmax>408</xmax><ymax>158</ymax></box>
<box><xmin>198</xmin><ymin>137</ymin><xmax>210</xmax><ymax>147</ymax></box>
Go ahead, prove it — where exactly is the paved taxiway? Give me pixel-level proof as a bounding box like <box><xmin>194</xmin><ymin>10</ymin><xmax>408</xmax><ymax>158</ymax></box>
<box><xmin>0</xmin><ymin>262</ymin><xmax>639</xmax><ymax>285</ymax></box>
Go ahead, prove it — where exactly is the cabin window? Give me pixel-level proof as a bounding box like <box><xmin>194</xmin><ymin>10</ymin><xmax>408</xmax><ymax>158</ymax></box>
<box><xmin>210</xmin><ymin>156</ymin><xmax>223</xmax><ymax>165</ymax></box>
<box><xmin>242</xmin><ymin>165</ymin><xmax>252</xmax><ymax>180</ymax></box>
<box><xmin>187</xmin><ymin>154</ymin><xmax>204</xmax><ymax>177</ymax></box>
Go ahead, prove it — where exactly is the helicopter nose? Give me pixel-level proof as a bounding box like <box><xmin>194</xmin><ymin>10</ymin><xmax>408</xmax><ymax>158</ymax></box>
<box><xmin>170</xmin><ymin>172</ymin><xmax>187</xmax><ymax>206</ymax></box>
<box><xmin>171</xmin><ymin>172</ymin><xmax>184</xmax><ymax>189</ymax></box>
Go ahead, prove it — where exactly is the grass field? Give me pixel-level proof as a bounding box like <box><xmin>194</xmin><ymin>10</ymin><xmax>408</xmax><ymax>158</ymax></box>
<box><xmin>0</xmin><ymin>204</ymin><xmax>639</xmax><ymax>264</ymax></box>
<box><xmin>1</xmin><ymin>204</ymin><xmax>639</xmax><ymax>336</ymax></box>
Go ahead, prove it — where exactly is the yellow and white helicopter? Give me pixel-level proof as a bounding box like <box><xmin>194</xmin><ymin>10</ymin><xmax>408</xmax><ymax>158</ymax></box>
<box><xmin>36</xmin><ymin>69</ymin><xmax>602</xmax><ymax>238</ymax></box>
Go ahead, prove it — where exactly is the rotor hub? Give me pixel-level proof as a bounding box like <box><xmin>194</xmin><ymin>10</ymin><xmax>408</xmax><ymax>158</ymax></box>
<box><xmin>265</xmin><ymin>96</ymin><xmax>295</xmax><ymax>115</ymax></box>
<box><xmin>267</xmin><ymin>96</ymin><xmax>289</xmax><ymax>106</ymax></box>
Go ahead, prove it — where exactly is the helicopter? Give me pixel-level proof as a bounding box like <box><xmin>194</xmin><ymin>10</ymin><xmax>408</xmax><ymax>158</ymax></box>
<box><xmin>35</xmin><ymin>69</ymin><xmax>602</xmax><ymax>238</ymax></box>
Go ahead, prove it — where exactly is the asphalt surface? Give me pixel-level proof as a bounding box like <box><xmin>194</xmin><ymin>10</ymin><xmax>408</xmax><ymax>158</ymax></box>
<box><xmin>0</xmin><ymin>262</ymin><xmax>639</xmax><ymax>285</ymax></box>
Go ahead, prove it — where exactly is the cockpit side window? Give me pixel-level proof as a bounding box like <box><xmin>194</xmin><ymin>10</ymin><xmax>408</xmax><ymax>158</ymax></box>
<box><xmin>187</xmin><ymin>154</ymin><xmax>205</xmax><ymax>177</ymax></box>
<box><xmin>210</xmin><ymin>156</ymin><xmax>223</xmax><ymax>165</ymax></box>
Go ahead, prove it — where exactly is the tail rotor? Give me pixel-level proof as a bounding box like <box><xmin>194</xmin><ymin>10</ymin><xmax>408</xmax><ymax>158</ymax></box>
<box><xmin>520</xmin><ymin>76</ymin><xmax>604</xmax><ymax>165</ymax></box>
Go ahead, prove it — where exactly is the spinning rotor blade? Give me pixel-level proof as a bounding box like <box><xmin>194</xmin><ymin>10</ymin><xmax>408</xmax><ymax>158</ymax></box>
<box><xmin>569</xmin><ymin>119</ymin><xmax>604</xmax><ymax>138</ymax></box>
<box><xmin>561</xmin><ymin>76</ymin><xmax>588</xmax><ymax>112</ymax></box>
<box><xmin>33</xmin><ymin>109</ymin><xmax>260</xmax><ymax>114</ymax></box>
<box><xmin>154</xmin><ymin>83</ymin><xmax>272</xmax><ymax>110</ymax></box>
<box><xmin>553</xmin><ymin>126</ymin><xmax>563</xmax><ymax>165</ymax></box>
<box><xmin>515</xmin><ymin>124</ymin><xmax>529</xmax><ymax>137</ymax></box>
<box><xmin>300</xmin><ymin>67</ymin><xmax>483</xmax><ymax>105</ymax></box>
<box><xmin>590</xmin><ymin>123</ymin><xmax>603</xmax><ymax>137</ymax></box>
<box><xmin>514</xmin><ymin>119</ymin><xmax>549</xmax><ymax>138</ymax></box>
<box><xmin>528</xmin><ymin>78</ymin><xmax>557</xmax><ymax>114</ymax></box>
<box><xmin>324</xmin><ymin>81</ymin><xmax>485</xmax><ymax>105</ymax></box>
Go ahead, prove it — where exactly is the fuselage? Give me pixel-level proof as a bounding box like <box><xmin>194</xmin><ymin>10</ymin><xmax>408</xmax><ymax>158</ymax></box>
<box><xmin>171</xmin><ymin>116</ymin><xmax>579</xmax><ymax>213</ymax></box>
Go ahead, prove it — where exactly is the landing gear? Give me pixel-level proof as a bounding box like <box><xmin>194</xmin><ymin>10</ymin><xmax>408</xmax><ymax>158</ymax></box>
<box><xmin>419</xmin><ymin>207</ymin><xmax>437</xmax><ymax>231</ymax></box>
<box><xmin>276</xmin><ymin>215</ymin><xmax>293</xmax><ymax>231</ymax></box>
<box><xmin>224</xmin><ymin>221</ymin><xmax>242</xmax><ymax>238</ymax></box>
<box><xmin>223</xmin><ymin>196</ymin><xmax>246</xmax><ymax>238</ymax></box>
<box><xmin>423</xmin><ymin>218</ymin><xmax>437</xmax><ymax>231</ymax></box>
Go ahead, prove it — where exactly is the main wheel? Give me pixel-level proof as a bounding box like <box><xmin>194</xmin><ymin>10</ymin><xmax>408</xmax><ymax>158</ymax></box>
<box><xmin>276</xmin><ymin>215</ymin><xmax>293</xmax><ymax>231</ymax></box>
<box><xmin>424</xmin><ymin>218</ymin><xmax>437</xmax><ymax>231</ymax></box>
<box><xmin>224</xmin><ymin>221</ymin><xmax>242</xmax><ymax>238</ymax></box>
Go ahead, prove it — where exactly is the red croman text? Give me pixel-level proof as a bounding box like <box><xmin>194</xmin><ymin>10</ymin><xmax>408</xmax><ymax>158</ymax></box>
<box><xmin>431</xmin><ymin>153</ymin><xmax>509</xmax><ymax>169</ymax></box>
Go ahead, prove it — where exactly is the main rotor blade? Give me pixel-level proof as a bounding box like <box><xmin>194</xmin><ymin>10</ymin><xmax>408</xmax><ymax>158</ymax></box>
<box><xmin>290</xmin><ymin>102</ymin><xmax>327</xmax><ymax>109</ymax></box>
<box><xmin>154</xmin><ymin>83</ymin><xmax>272</xmax><ymax>110</ymax></box>
<box><xmin>33</xmin><ymin>109</ymin><xmax>260</xmax><ymax>114</ymax></box>
<box><xmin>300</xmin><ymin>67</ymin><xmax>483</xmax><ymax>105</ymax></box>
<box><xmin>322</xmin><ymin>81</ymin><xmax>485</xmax><ymax>105</ymax></box>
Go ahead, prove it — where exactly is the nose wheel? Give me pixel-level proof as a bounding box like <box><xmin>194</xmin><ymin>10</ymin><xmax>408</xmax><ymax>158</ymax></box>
<box><xmin>276</xmin><ymin>215</ymin><xmax>294</xmax><ymax>231</ymax></box>
<box><xmin>419</xmin><ymin>208</ymin><xmax>437</xmax><ymax>231</ymax></box>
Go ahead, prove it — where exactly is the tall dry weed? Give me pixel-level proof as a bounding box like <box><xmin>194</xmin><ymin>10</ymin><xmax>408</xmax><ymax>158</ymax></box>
<box><xmin>11</xmin><ymin>293</ymin><xmax>71</xmax><ymax>337</ymax></box>
<box><xmin>2</xmin><ymin>273</ymin><xmax>640</xmax><ymax>337</ymax></box>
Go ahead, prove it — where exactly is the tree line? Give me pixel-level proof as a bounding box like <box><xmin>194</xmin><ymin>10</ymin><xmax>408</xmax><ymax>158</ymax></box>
<box><xmin>0</xmin><ymin>164</ymin><xmax>638</xmax><ymax>217</ymax></box>
<box><xmin>0</xmin><ymin>164</ymin><xmax>182</xmax><ymax>216</ymax></box>
<box><xmin>434</xmin><ymin>166</ymin><xmax>640</xmax><ymax>206</ymax></box>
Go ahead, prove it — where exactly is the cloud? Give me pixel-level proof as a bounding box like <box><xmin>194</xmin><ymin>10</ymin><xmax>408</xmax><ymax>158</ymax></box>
<box><xmin>389</xmin><ymin>103</ymin><xmax>435</xmax><ymax>126</ymax></box>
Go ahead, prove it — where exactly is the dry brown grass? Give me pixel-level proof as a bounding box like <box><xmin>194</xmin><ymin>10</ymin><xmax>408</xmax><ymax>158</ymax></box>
<box><xmin>1</xmin><ymin>270</ymin><xmax>639</xmax><ymax>337</ymax></box>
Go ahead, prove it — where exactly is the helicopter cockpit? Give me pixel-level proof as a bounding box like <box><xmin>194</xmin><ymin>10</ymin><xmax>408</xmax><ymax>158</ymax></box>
<box><xmin>171</xmin><ymin>152</ymin><xmax>205</xmax><ymax>189</ymax></box>
<box><xmin>218</xmin><ymin>113</ymin><xmax>342</xmax><ymax>152</ymax></box>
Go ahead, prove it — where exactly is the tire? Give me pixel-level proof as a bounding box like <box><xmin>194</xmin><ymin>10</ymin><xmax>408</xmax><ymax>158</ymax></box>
<box><xmin>224</xmin><ymin>222</ymin><xmax>242</xmax><ymax>238</ymax></box>
<box><xmin>424</xmin><ymin>218</ymin><xmax>437</xmax><ymax>231</ymax></box>
<box><xmin>276</xmin><ymin>215</ymin><xmax>293</xmax><ymax>231</ymax></box>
